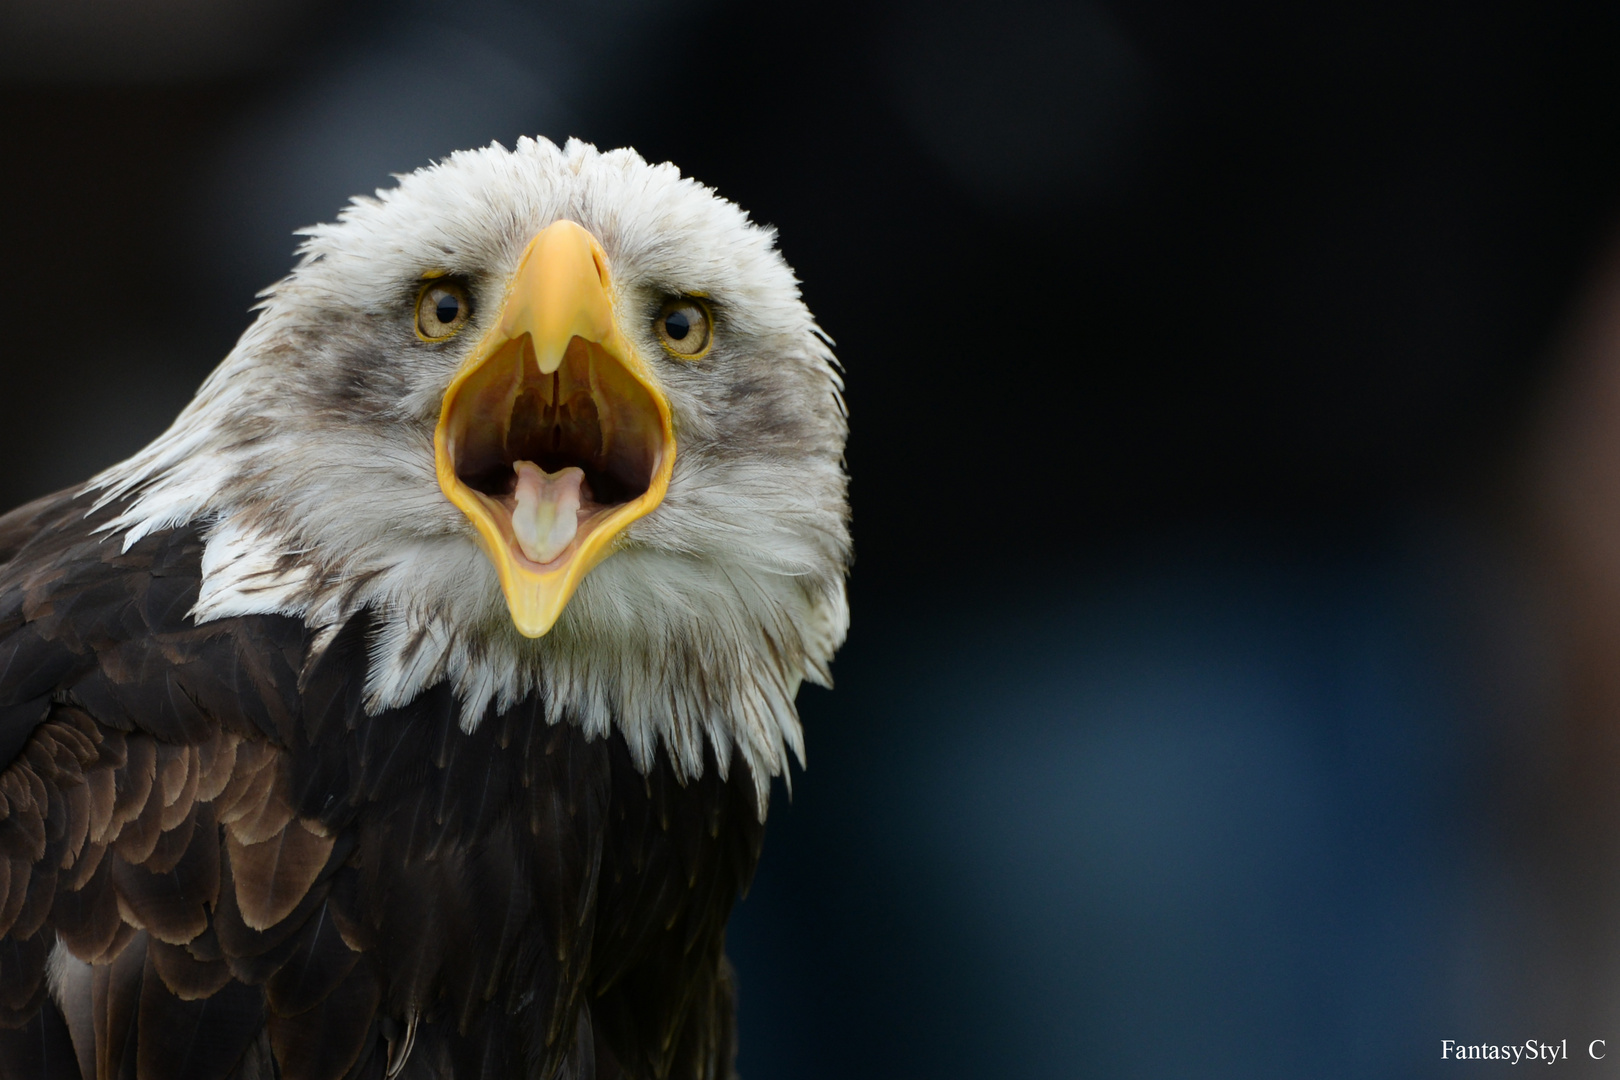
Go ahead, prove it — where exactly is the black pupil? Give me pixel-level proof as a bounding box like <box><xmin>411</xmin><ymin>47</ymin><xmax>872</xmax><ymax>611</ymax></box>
<box><xmin>664</xmin><ymin>309</ymin><xmax>691</xmax><ymax>340</ymax></box>
<box><xmin>435</xmin><ymin>293</ymin><xmax>460</xmax><ymax>325</ymax></box>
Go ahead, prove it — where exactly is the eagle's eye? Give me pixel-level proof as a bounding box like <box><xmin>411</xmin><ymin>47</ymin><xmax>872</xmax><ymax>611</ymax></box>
<box><xmin>655</xmin><ymin>298</ymin><xmax>712</xmax><ymax>358</ymax></box>
<box><xmin>416</xmin><ymin>280</ymin><xmax>472</xmax><ymax>341</ymax></box>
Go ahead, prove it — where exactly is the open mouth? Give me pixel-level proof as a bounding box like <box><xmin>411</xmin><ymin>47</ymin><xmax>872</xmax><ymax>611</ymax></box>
<box><xmin>432</xmin><ymin>218</ymin><xmax>675</xmax><ymax>638</ymax></box>
<box><xmin>442</xmin><ymin>333</ymin><xmax>666</xmax><ymax>571</ymax></box>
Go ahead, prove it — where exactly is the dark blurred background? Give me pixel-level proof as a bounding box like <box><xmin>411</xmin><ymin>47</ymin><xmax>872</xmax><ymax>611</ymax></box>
<box><xmin>9</xmin><ymin>0</ymin><xmax>1620</xmax><ymax>1075</ymax></box>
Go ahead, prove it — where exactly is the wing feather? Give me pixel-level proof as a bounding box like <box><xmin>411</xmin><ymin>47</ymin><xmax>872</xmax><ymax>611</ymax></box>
<box><xmin>0</xmin><ymin>992</ymin><xmax>78</xmax><ymax>1079</ymax></box>
<box><xmin>225</xmin><ymin>821</ymin><xmax>335</xmax><ymax>933</ymax></box>
<box><xmin>135</xmin><ymin>955</ymin><xmax>264</xmax><ymax>1080</ymax></box>
<box><xmin>148</xmin><ymin>940</ymin><xmax>233</xmax><ymax>1003</ymax></box>
<box><xmin>0</xmin><ymin>491</ymin><xmax>766</xmax><ymax>1079</ymax></box>
<box><xmin>266</xmin><ymin>962</ymin><xmax>380</xmax><ymax>1080</ymax></box>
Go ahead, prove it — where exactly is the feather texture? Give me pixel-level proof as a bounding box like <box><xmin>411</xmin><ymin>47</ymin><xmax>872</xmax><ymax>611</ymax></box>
<box><xmin>0</xmin><ymin>492</ymin><xmax>764</xmax><ymax>1079</ymax></box>
<box><xmin>0</xmin><ymin>135</ymin><xmax>848</xmax><ymax>1080</ymax></box>
<box><xmin>88</xmin><ymin>138</ymin><xmax>850</xmax><ymax>813</ymax></box>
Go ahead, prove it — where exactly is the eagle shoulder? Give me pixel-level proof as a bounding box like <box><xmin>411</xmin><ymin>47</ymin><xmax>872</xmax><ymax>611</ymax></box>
<box><xmin>0</xmin><ymin>492</ymin><xmax>764</xmax><ymax>1080</ymax></box>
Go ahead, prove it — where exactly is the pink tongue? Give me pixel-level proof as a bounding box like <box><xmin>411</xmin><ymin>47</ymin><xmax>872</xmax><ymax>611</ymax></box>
<box><xmin>511</xmin><ymin>461</ymin><xmax>585</xmax><ymax>564</ymax></box>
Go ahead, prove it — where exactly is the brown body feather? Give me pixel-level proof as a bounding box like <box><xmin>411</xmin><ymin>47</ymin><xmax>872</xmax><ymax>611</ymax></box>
<box><xmin>0</xmin><ymin>490</ymin><xmax>764</xmax><ymax>1080</ymax></box>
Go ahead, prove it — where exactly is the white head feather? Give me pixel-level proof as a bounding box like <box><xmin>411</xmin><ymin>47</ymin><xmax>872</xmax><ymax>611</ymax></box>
<box><xmin>91</xmin><ymin>137</ymin><xmax>851</xmax><ymax>815</ymax></box>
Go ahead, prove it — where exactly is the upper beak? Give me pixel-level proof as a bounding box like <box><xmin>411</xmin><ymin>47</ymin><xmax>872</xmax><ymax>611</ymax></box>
<box><xmin>433</xmin><ymin>220</ymin><xmax>675</xmax><ymax>637</ymax></box>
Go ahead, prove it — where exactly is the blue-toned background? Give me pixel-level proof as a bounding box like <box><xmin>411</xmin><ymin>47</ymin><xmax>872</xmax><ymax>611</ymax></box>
<box><xmin>735</xmin><ymin>537</ymin><xmax>1497</xmax><ymax>1078</ymax></box>
<box><xmin>7</xmin><ymin>1</ymin><xmax>1620</xmax><ymax>1074</ymax></box>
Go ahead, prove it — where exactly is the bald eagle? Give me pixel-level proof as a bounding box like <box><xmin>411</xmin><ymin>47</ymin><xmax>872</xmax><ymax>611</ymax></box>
<box><xmin>0</xmin><ymin>138</ymin><xmax>850</xmax><ymax>1080</ymax></box>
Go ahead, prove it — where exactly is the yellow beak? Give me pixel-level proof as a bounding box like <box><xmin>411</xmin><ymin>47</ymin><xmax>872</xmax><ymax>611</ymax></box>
<box><xmin>434</xmin><ymin>220</ymin><xmax>675</xmax><ymax>637</ymax></box>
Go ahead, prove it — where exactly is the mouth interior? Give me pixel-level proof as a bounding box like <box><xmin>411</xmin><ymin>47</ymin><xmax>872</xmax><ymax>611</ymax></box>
<box><xmin>446</xmin><ymin>334</ymin><xmax>662</xmax><ymax>569</ymax></box>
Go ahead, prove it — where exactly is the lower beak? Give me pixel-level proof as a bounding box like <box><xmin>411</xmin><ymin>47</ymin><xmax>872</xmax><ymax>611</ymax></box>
<box><xmin>433</xmin><ymin>220</ymin><xmax>676</xmax><ymax>637</ymax></box>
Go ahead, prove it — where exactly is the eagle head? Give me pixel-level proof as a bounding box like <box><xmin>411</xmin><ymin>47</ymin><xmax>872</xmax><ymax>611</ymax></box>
<box><xmin>94</xmin><ymin>137</ymin><xmax>850</xmax><ymax>810</ymax></box>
